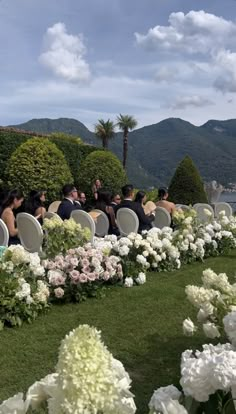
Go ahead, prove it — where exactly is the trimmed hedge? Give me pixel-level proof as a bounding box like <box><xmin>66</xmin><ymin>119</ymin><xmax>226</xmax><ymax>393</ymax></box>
<box><xmin>0</xmin><ymin>128</ymin><xmax>99</xmax><ymax>187</ymax></box>
<box><xmin>6</xmin><ymin>138</ymin><xmax>73</xmax><ymax>203</ymax></box>
<box><xmin>77</xmin><ymin>150</ymin><xmax>127</xmax><ymax>199</ymax></box>
<box><xmin>168</xmin><ymin>155</ymin><xmax>208</xmax><ymax>205</ymax></box>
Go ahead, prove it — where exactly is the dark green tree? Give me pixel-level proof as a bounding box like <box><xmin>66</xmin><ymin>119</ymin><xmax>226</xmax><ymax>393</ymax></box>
<box><xmin>94</xmin><ymin>119</ymin><xmax>115</xmax><ymax>149</ymax></box>
<box><xmin>77</xmin><ymin>150</ymin><xmax>127</xmax><ymax>199</ymax></box>
<box><xmin>168</xmin><ymin>156</ymin><xmax>208</xmax><ymax>205</ymax></box>
<box><xmin>116</xmin><ymin>114</ymin><xmax>137</xmax><ymax>169</ymax></box>
<box><xmin>6</xmin><ymin>137</ymin><xmax>73</xmax><ymax>203</ymax></box>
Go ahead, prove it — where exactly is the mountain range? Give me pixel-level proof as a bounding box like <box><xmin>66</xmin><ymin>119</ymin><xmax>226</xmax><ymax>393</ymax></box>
<box><xmin>10</xmin><ymin>117</ymin><xmax>236</xmax><ymax>187</ymax></box>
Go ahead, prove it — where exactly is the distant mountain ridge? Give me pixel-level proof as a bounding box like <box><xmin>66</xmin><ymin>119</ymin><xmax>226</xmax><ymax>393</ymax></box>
<box><xmin>9</xmin><ymin>117</ymin><xmax>236</xmax><ymax>187</ymax></box>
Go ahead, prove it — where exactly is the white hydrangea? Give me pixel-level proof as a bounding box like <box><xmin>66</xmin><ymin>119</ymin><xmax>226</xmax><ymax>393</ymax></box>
<box><xmin>0</xmin><ymin>392</ymin><xmax>29</xmax><ymax>414</ymax></box>
<box><xmin>223</xmin><ymin>311</ymin><xmax>236</xmax><ymax>346</ymax></box>
<box><xmin>55</xmin><ymin>325</ymin><xmax>135</xmax><ymax>414</ymax></box>
<box><xmin>136</xmin><ymin>272</ymin><xmax>146</xmax><ymax>285</ymax></box>
<box><xmin>124</xmin><ymin>277</ymin><xmax>134</xmax><ymax>288</ymax></box>
<box><xmin>149</xmin><ymin>385</ymin><xmax>181</xmax><ymax>413</ymax></box>
<box><xmin>203</xmin><ymin>322</ymin><xmax>220</xmax><ymax>339</ymax></box>
<box><xmin>183</xmin><ymin>318</ymin><xmax>197</xmax><ymax>336</ymax></box>
<box><xmin>180</xmin><ymin>343</ymin><xmax>236</xmax><ymax>402</ymax></box>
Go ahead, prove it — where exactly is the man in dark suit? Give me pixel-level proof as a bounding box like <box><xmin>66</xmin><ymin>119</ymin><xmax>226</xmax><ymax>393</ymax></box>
<box><xmin>115</xmin><ymin>184</ymin><xmax>154</xmax><ymax>233</ymax></box>
<box><xmin>57</xmin><ymin>184</ymin><xmax>82</xmax><ymax>220</ymax></box>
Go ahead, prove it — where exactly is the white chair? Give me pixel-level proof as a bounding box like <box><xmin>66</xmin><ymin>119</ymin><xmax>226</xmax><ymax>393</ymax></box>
<box><xmin>71</xmin><ymin>210</ymin><xmax>95</xmax><ymax>242</ymax></box>
<box><xmin>177</xmin><ymin>204</ymin><xmax>191</xmax><ymax>211</ymax></box>
<box><xmin>214</xmin><ymin>202</ymin><xmax>232</xmax><ymax>219</ymax></box>
<box><xmin>116</xmin><ymin>208</ymin><xmax>139</xmax><ymax>236</ymax></box>
<box><xmin>154</xmin><ymin>207</ymin><xmax>171</xmax><ymax>229</ymax></box>
<box><xmin>16</xmin><ymin>213</ymin><xmax>43</xmax><ymax>253</ymax></box>
<box><xmin>91</xmin><ymin>209</ymin><xmax>109</xmax><ymax>237</ymax></box>
<box><xmin>193</xmin><ymin>203</ymin><xmax>214</xmax><ymax>223</ymax></box>
<box><xmin>44</xmin><ymin>211</ymin><xmax>62</xmax><ymax>220</ymax></box>
<box><xmin>48</xmin><ymin>200</ymin><xmax>61</xmax><ymax>213</ymax></box>
<box><xmin>0</xmin><ymin>219</ymin><xmax>9</xmax><ymax>246</ymax></box>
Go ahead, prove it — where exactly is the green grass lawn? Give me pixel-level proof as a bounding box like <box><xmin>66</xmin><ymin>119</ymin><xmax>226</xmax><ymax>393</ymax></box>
<box><xmin>1</xmin><ymin>252</ymin><xmax>236</xmax><ymax>413</ymax></box>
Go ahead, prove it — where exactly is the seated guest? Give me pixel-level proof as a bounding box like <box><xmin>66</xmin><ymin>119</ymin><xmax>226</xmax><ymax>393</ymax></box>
<box><xmin>25</xmin><ymin>190</ymin><xmax>46</xmax><ymax>224</ymax></box>
<box><xmin>0</xmin><ymin>189</ymin><xmax>24</xmax><ymax>245</ymax></box>
<box><xmin>134</xmin><ymin>190</ymin><xmax>147</xmax><ymax>207</ymax></box>
<box><xmin>115</xmin><ymin>184</ymin><xmax>154</xmax><ymax>233</ymax></box>
<box><xmin>156</xmin><ymin>187</ymin><xmax>176</xmax><ymax>216</ymax></box>
<box><xmin>95</xmin><ymin>189</ymin><xmax>119</xmax><ymax>235</ymax></box>
<box><xmin>111</xmin><ymin>193</ymin><xmax>121</xmax><ymax>210</ymax></box>
<box><xmin>75</xmin><ymin>191</ymin><xmax>87</xmax><ymax>209</ymax></box>
<box><xmin>57</xmin><ymin>184</ymin><xmax>82</xmax><ymax>220</ymax></box>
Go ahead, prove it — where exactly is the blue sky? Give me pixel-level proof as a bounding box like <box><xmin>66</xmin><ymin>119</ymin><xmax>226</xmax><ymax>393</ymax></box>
<box><xmin>1</xmin><ymin>0</ymin><xmax>236</xmax><ymax>129</ymax></box>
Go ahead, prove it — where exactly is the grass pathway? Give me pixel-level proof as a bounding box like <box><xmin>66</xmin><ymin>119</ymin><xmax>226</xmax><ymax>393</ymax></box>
<box><xmin>1</xmin><ymin>252</ymin><xmax>236</xmax><ymax>413</ymax></box>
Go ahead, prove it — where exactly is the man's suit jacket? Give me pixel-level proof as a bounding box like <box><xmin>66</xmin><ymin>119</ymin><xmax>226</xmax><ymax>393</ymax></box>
<box><xmin>115</xmin><ymin>199</ymin><xmax>154</xmax><ymax>233</ymax></box>
<box><xmin>57</xmin><ymin>198</ymin><xmax>82</xmax><ymax>220</ymax></box>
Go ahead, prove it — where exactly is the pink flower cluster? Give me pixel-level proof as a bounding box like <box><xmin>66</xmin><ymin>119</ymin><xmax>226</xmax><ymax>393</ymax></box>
<box><xmin>42</xmin><ymin>246</ymin><xmax>123</xmax><ymax>298</ymax></box>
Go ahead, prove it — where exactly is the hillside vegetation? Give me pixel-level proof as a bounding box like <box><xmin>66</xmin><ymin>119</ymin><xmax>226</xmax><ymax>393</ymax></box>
<box><xmin>9</xmin><ymin>117</ymin><xmax>236</xmax><ymax>187</ymax></box>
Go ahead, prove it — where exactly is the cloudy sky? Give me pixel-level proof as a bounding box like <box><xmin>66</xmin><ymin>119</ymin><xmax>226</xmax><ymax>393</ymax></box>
<box><xmin>1</xmin><ymin>0</ymin><xmax>236</xmax><ymax>129</ymax></box>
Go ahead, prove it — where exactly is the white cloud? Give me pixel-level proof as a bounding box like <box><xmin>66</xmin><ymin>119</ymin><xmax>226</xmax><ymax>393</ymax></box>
<box><xmin>135</xmin><ymin>10</ymin><xmax>236</xmax><ymax>55</ymax></box>
<box><xmin>213</xmin><ymin>49</ymin><xmax>236</xmax><ymax>92</ymax></box>
<box><xmin>171</xmin><ymin>95</ymin><xmax>214</xmax><ymax>109</ymax></box>
<box><xmin>39</xmin><ymin>22</ymin><xmax>91</xmax><ymax>82</ymax></box>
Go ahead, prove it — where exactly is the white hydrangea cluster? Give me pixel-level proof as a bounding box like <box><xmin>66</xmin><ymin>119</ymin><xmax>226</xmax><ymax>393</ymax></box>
<box><xmin>184</xmin><ymin>268</ymin><xmax>236</xmax><ymax>339</ymax></box>
<box><xmin>223</xmin><ymin>311</ymin><xmax>236</xmax><ymax>347</ymax></box>
<box><xmin>0</xmin><ymin>245</ymin><xmax>44</xmax><ymax>278</ymax></box>
<box><xmin>55</xmin><ymin>325</ymin><xmax>136</xmax><ymax>414</ymax></box>
<box><xmin>148</xmin><ymin>385</ymin><xmax>182</xmax><ymax>413</ymax></box>
<box><xmin>180</xmin><ymin>343</ymin><xmax>236</xmax><ymax>402</ymax></box>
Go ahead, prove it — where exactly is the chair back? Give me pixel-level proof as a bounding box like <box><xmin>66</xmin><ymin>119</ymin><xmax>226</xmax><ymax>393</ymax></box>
<box><xmin>116</xmin><ymin>208</ymin><xmax>139</xmax><ymax>236</ymax></box>
<box><xmin>154</xmin><ymin>207</ymin><xmax>171</xmax><ymax>229</ymax></box>
<box><xmin>44</xmin><ymin>211</ymin><xmax>62</xmax><ymax>221</ymax></box>
<box><xmin>177</xmin><ymin>204</ymin><xmax>191</xmax><ymax>211</ymax></box>
<box><xmin>0</xmin><ymin>219</ymin><xmax>9</xmax><ymax>247</ymax></box>
<box><xmin>16</xmin><ymin>213</ymin><xmax>43</xmax><ymax>253</ymax></box>
<box><xmin>48</xmin><ymin>201</ymin><xmax>61</xmax><ymax>213</ymax></box>
<box><xmin>71</xmin><ymin>210</ymin><xmax>95</xmax><ymax>242</ymax></box>
<box><xmin>193</xmin><ymin>203</ymin><xmax>214</xmax><ymax>223</ymax></box>
<box><xmin>214</xmin><ymin>202</ymin><xmax>232</xmax><ymax>218</ymax></box>
<box><xmin>91</xmin><ymin>209</ymin><xmax>109</xmax><ymax>237</ymax></box>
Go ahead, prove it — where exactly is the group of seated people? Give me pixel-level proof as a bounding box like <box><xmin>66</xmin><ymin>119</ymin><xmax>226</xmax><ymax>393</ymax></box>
<box><xmin>0</xmin><ymin>180</ymin><xmax>176</xmax><ymax>245</ymax></box>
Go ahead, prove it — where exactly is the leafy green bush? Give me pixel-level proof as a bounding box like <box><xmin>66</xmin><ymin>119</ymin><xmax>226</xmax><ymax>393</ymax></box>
<box><xmin>77</xmin><ymin>150</ymin><xmax>127</xmax><ymax>198</ymax></box>
<box><xmin>6</xmin><ymin>137</ymin><xmax>73</xmax><ymax>203</ymax></box>
<box><xmin>168</xmin><ymin>156</ymin><xmax>208</xmax><ymax>205</ymax></box>
<box><xmin>43</xmin><ymin>217</ymin><xmax>91</xmax><ymax>258</ymax></box>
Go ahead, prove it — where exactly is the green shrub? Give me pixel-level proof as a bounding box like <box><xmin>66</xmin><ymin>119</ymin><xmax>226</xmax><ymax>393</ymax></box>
<box><xmin>168</xmin><ymin>156</ymin><xmax>208</xmax><ymax>205</ymax></box>
<box><xmin>77</xmin><ymin>150</ymin><xmax>127</xmax><ymax>199</ymax></box>
<box><xmin>6</xmin><ymin>137</ymin><xmax>73</xmax><ymax>203</ymax></box>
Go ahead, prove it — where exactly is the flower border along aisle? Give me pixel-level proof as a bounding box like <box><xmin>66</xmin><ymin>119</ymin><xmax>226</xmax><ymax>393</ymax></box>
<box><xmin>0</xmin><ymin>210</ymin><xmax>236</xmax><ymax>329</ymax></box>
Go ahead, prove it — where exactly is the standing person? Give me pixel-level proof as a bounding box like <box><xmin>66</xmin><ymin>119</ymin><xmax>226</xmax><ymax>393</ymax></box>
<box><xmin>95</xmin><ymin>189</ymin><xmax>119</xmax><ymax>235</ymax></box>
<box><xmin>57</xmin><ymin>184</ymin><xmax>82</xmax><ymax>220</ymax></box>
<box><xmin>0</xmin><ymin>189</ymin><xmax>24</xmax><ymax>245</ymax></box>
<box><xmin>92</xmin><ymin>179</ymin><xmax>102</xmax><ymax>201</ymax></box>
<box><xmin>156</xmin><ymin>188</ymin><xmax>176</xmax><ymax>216</ymax></box>
<box><xmin>25</xmin><ymin>190</ymin><xmax>46</xmax><ymax>224</ymax></box>
<box><xmin>115</xmin><ymin>184</ymin><xmax>154</xmax><ymax>233</ymax></box>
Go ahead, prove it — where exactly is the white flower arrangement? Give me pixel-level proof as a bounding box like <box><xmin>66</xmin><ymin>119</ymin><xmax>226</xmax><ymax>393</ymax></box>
<box><xmin>0</xmin><ymin>325</ymin><xmax>136</xmax><ymax>414</ymax></box>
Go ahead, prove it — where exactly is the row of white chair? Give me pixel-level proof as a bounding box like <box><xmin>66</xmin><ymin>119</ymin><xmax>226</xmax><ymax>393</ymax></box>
<box><xmin>193</xmin><ymin>202</ymin><xmax>232</xmax><ymax>223</ymax></box>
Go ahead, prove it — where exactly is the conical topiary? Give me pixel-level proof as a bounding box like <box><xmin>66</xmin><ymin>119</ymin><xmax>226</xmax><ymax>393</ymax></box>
<box><xmin>168</xmin><ymin>156</ymin><xmax>208</xmax><ymax>205</ymax></box>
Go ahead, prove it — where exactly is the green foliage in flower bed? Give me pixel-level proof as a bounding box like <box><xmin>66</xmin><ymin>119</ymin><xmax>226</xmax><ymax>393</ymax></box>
<box><xmin>6</xmin><ymin>138</ymin><xmax>73</xmax><ymax>203</ymax></box>
<box><xmin>43</xmin><ymin>217</ymin><xmax>91</xmax><ymax>258</ymax></box>
<box><xmin>168</xmin><ymin>155</ymin><xmax>208</xmax><ymax>205</ymax></box>
<box><xmin>78</xmin><ymin>150</ymin><xmax>127</xmax><ymax>199</ymax></box>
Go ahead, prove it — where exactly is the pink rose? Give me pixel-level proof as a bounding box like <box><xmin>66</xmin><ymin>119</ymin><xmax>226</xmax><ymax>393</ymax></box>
<box><xmin>54</xmin><ymin>287</ymin><xmax>64</xmax><ymax>298</ymax></box>
<box><xmin>79</xmin><ymin>273</ymin><xmax>88</xmax><ymax>283</ymax></box>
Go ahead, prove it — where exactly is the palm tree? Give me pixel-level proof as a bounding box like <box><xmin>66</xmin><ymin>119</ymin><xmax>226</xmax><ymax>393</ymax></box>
<box><xmin>116</xmin><ymin>114</ymin><xmax>137</xmax><ymax>169</ymax></box>
<box><xmin>94</xmin><ymin>119</ymin><xmax>115</xmax><ymax>149</ymax></box>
